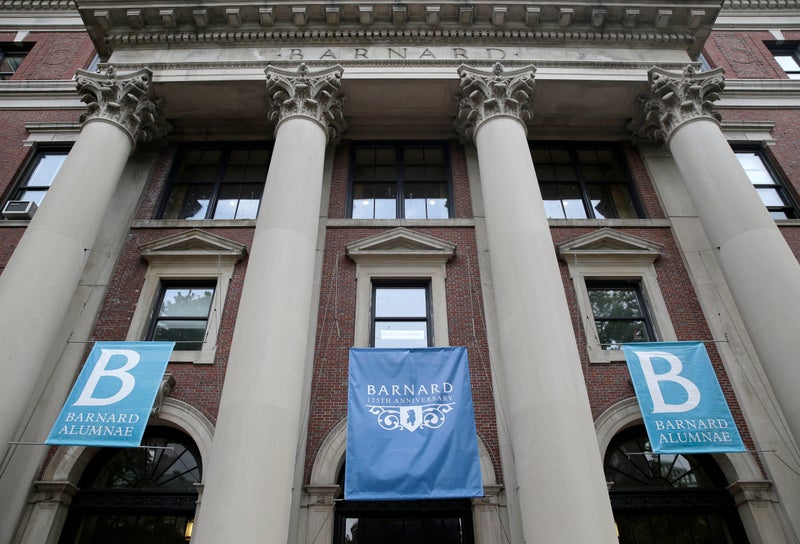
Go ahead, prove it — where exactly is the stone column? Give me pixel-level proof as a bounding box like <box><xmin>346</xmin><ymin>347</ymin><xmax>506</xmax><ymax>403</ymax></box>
<box><xmin>192</xmin><ymin>64</ymin><xmax>345</xmax><ymax>544</ymax></box>
<box><xmin>0</xmin><ymin>67</ymin><xmax>166</xmax><ymax>477</ymax></box>
<box><xmin>454</xmin><ymin>63</ymin><xmax>617</xmax><ymax>543</ymax></box>
<box><xmin>638</xmin><ymin>66</ymin><xmax>800</xmax><ymax>450</ymax></box>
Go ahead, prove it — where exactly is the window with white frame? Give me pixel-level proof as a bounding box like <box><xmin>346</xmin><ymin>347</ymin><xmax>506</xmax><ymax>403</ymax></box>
<box><xmin>346</xmin><ymin>228</ymin><xmax>455</xmax><ymax>348</ymax></box>
<box><xmin>557</xmin><ymin>229</ymin><xmax>676</xmax><ymax>363</ymax></box>
<box><xmin>130</xmin><ymin>230</ymin><xmax>246</xmax><ymax>364</ymax></box>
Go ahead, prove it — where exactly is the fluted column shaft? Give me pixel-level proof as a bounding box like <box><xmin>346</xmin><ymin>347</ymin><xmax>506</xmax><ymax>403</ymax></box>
<box><xmin>640</xmin><ymin>66</ymin><xmax>800</xmax><ymax>450</ymax></box>
<box><xmin>455</xmin><ymin>64</ymin><xmax>617</xmax><ymax>543</ymax></box>
<box><xmin>192</xmin><ymin>64</ymin><xmax>345</xmax><ymax>544</ymax></box>
<box><xmin>0</xmin><ymin>68</ymin><xmax>166</xmax><ymax>531</ymax></box>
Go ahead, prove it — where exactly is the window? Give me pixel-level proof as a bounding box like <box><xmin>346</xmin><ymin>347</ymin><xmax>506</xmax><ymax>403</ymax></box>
<box><xmin>587</xmin><ymin>281</ymin><xmax>654</xmax><ymax>350</ymax></box>
<box><xmin>350</xmin><ymin>142</ymin><xmax>452</xmax><ymax>219</ymax></box>
<box><xmin>334</xmin><ymin>464</ymin><xmax>474</xmax><ymax>544</ymax></box>
<box><xmin>347</xmin><ymin>228</ymin><xmax>454</xmax><ymax>348</ymax></box>
<box><xmin>148</xmin><ymin>282</ymin><xmax>216</xmax><ymax>351</ymax></box>
<box><xmin>531</xmin><ymin>144</ymin><xmax>641</xmax><ymax>219</ymax></box>
<box><xmin>769</xmin><ymin>43</ymin><xmax>800</xmax><ymax>79</ymax></box>
<box><xmin>59</xmin><ymin>427</ymin><xmax>201</xmax><ymax>544</ymax></box>
<box><xmin>7</xmin><ymin>148</ymin><xmax>69</xmax><ymax>208</ymax></box>
<box><xmin>606</xmin><ymin>426</ymin><xmax>749</xmax><ymax>544</ymax></box>
<box><xmin>160</xmin><ymin>143</ymin><xmax>271</xmax><ymax>220</ymax></box>
<box><xmin>735</xmin><ymin>150</ymin><xmax>797</xmax><ymax>219</ymax></box>
<box><xmin>131</xmin><ymin>229</ymin><xmax>246</xmax><ymax>364</ymax></box>
<box><xmin>557</xmin><ymin>230</ymin><xmax>676</xmax><ymax>363</ymax></box>
<box><xmin>0</xmin><ymin>44</ymin><xmax>30</xmax><ymax>80</ymax></box>
<box><xmin>372</xmin><ymin>283</ymin><xmax>431</xmax><ymax>348</ymax></box>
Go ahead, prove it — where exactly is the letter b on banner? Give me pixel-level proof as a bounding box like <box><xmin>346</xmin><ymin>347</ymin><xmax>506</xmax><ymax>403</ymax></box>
<box><xmin>635</xmin><ymin>351</ymin><xmax>701</xmax><ymax>413</ymax></box>
<box><xmin>74</xmin><ymin>349</ymin><xmax>140</xmax><ymax>406</ymax></box>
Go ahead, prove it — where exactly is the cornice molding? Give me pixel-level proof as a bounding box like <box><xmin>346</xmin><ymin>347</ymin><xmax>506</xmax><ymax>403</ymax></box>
<box><xmin>0</xmin><ymin>0</ymin><xmax>75</xmax><ymax>9</ymax></box>
<box><xmin>75</xmin><ymin>2</ymin><xmax>720</xmax><ymax>57</ymax></box>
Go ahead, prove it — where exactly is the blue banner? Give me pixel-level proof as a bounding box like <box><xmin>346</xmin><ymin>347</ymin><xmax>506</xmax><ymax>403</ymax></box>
<box><xmin>345</xmin><ymin>347</ymin><xmax>483</xmax><ymax>500</ymax></box>
<box><xmin>623</xmin><ymin>342</ymin><xmax>745</xmax><ymax>454</ymax></box>
<box><xmin>46</xmin><ymin>342</ymin><xmax>174</xmax><ymax>448</ymax></box>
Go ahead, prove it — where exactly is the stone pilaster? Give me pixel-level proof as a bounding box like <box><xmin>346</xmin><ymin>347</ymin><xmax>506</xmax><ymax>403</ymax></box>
<box><xmin>192</xmin><ymin>64</ymin><xmax>344</xmax><ymax>544</ymax></box>
<box><xmin>76</xmin><ymin>66</ymin><xmax>169</xmax><ymax>145</ymax></box>
<box><xmin>455</xmin><ymin>63</ymin><xmax>617</xmax><ymax>543</ymax></box>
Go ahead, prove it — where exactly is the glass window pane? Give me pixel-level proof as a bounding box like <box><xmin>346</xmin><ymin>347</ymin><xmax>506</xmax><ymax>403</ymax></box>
<box><xmin>161</xmin><ymin>185</ymin><xmax>188</xmax><ymax>220</ymax></box>
<box><xmin>588</xmin><ymin>287</ymin><xmax>644</xmax><ymax>319</ymax></box>
<box><xmin>153</xmin><ymin>320</ymin><xmax>207</xmax><ymax>349</ymax></box>
<box><xmin>775</xmin><ymin>54</ymin><xmax>800</xmax><ymax>72</ymax></box>
<box><xmin>213</xmin><ymin>199</ymin><xmax>238</xmax><ymax>220</ymax></box>
<box><xmin>374</xmin><ymin>321</ymin><xmax>428</xmax><ymax>348</ymax></box>
<box><xmin>181</xmin><ymin>184</ymin><xmax>213</xmax><ymax>220</ymax></box>
<box><xmin>404</xmin><ymin>197</ymin><xmax>426</xmax><ymax>219</ymax></box>
<box><xmin>375</xmin><ymin>287</ymin><xmax>427</xmax><ymax>317</ymax></box>
<box><xmin>595</xmin><ymin>319</ymin><xmax>649</xmax><ymax>347</ymax></box>
<box><xmin>374</xmin><ymin>197</ymin><xmax>397</xmax><ymax>219</ymax></box>
<box><xmin>17</xmin><ymin>189</ymin><xmax>48</xmax><ymax>206</ymax></box>
<box><xmin>159</xmin><ymin>287</ymin><xmax>214</xmax><ymax>317</ymax></box>
<box><xmin>26</xmin><ymin>153</ymin><xmax>67</xmax><ymax>187</ymax></box>
<box><xmin>757</xmin><ymin>188</ymin><xmax>787</xmax><ymax>207</ymax></box>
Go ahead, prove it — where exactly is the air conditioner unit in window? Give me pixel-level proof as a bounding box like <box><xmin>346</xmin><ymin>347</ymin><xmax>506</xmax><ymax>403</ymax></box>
<box><xmin>2</xmin><ymin>200</ymin><xmax>38</xmax><ymax>220</ymax></box>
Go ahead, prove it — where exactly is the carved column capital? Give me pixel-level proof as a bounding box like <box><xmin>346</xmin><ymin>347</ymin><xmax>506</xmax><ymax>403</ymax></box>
<box><xmin>75</xmin><ymin>66</ymin><xmax>170</xmax><ymax>146</ymax></box>
<box><xmin>265</xmin><ymin>63</ymin><xmax>347</xmax><ymax>143</ymax></box>
<box><xmin>454</xmin><ymin>62</ymin><xmax>536</xmax><ymax>141</ymax></box>
<box><xmin>634</xmin><ymin>65</ymin><xmax>725</xmax><ymax>143</ymax></box>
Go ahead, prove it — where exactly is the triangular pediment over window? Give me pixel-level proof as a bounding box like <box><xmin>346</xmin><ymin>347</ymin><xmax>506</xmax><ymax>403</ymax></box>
<box><xmin>140</xmin><ymin>229</ymin><xmax>247</xmax><ymax>264</ymax></box>
<box><xmin>557</xmin><ymin>228</ymin><xmax>662</xmax><ymax>264</ymax></box>
<box><xmin>346</xmin><ymin>227</ymin><xmax>456</xmax><ymax>264</ymax></box>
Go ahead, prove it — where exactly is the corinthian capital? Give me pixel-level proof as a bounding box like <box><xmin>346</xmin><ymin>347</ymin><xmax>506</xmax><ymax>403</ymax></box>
<box><xmin>634</xmin><ymin>65</ymin><xmax>725</xmax><ymax>143</ymax></box>
<box><xmin>454</xmin><ymin>63</ymin><xmax>536</xmax><ymax>141</ymax></box>
<box><xmin>76</xmin><ymin>67</ymin><xmax>169</xmax><ymax>145</ymax></box>
<box><xmin>265</xmin><ymin>63</ymin><xmax>347</xmax><ymax>142</ymax></box>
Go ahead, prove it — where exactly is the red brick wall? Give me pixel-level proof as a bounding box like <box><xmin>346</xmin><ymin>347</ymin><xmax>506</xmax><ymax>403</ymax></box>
<box><xmin>0</xmin><ymin>31</ymin><xmax>96</xmax><ymax>80</ymax></box>
<box><xmin>551</xmin><ymin>226</ymin><xmax>757</xmax><ymax>457</ymax></box>
<box><xmin>702</xmin><ymin>30</ymin><xmax>789</xmax><ymax>79</ymax></box>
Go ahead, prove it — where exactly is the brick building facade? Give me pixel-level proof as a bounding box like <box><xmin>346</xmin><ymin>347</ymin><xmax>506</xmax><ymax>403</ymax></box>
<box><xmin>1</xmin><ymin>1</ymin><xmax>800</xmax><ymax>543</ymax></box>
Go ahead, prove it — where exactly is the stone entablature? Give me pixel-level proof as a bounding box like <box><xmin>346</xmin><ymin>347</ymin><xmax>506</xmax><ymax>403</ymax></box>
<box><xmin>76</xmin><ymin>1</ymin><xmax>720</xmax><ymax>58</ymax></box>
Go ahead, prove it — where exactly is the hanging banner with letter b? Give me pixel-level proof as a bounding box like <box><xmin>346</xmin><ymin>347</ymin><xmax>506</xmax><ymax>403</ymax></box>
<box><xmin>623</xmin><ymin>342</ymin><xmax>745</xmax><ymax>454</ymax></box>
<box><xmin>346</xmin><ymin>347</ymin><xmax>483</xmax><ymax>500</ymax></box>
<box><xmin>46</xmin><ymin>342</ymin><xmax>174</xmax><ymax>448</ymax></box>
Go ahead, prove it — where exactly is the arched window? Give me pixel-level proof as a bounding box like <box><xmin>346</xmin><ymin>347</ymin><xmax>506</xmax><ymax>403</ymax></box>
<box><xmin>333</xmin><ymin>463</ymin><xmax>474</xmax><ymax>544</ymax></box>
<box><xmin>59</xmin><ymin>427</ymin><xmax>201</xmax><ymax>544</ymax></box>
<box><xmin>605</xmin><ymin>426</ymin><xmax>748</xmax><ymax>544</ymax></box>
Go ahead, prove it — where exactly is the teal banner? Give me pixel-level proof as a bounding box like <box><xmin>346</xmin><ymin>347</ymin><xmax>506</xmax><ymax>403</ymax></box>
<box><xmin>46</xmin><ymin>342</ymin><xmax>174</xmax><ymax>448</ymax></box>
<box><xmin>623</xmin><ymin>342</ymin><xmax>745</xmax><ymax>454</ymax></box>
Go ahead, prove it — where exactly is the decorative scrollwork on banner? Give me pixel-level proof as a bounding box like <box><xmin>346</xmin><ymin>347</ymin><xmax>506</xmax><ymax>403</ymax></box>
<box><xmin>367</xmin><ymin>404</ymin><xmax>455</xmax><ymax>432</ymax></box>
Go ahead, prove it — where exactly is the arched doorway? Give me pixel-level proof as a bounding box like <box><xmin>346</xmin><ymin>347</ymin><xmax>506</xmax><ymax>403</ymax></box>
<box><xmin>605</xmin><ymin>426</ymin><xmax>748</xmax><ymax>544</ymax></box>
<box><xmin>333</xmin><ymin>464</ymin><xmax>474</xmax><ymax>544</ymax></box>
<box><xmin>58</xmin><ymin>426</ymin><xmax>201</xmax><ymax>544</ymax></box>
